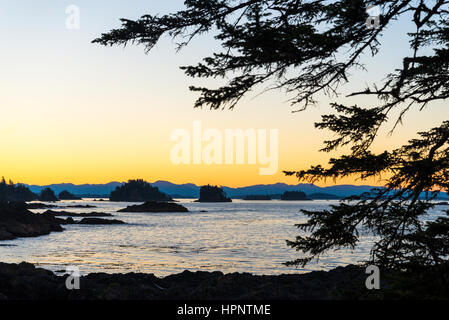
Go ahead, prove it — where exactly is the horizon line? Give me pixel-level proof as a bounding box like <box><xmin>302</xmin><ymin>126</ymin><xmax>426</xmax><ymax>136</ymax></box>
<box><xmin>19</xmin><ymin>179</ymin><xmax>383</xmax><ymax>189</ymax></box>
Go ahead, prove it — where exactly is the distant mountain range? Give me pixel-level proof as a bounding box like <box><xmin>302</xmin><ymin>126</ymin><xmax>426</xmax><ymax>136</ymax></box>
<box><xmin>24</xmin><ymin>181</ymin><xmax>449</xmax><ymax>200</ymax></box>
<box><xmin>25</xmin><ymin>182</ymin><xmax>122</xmax><ymax>197</ymax></box>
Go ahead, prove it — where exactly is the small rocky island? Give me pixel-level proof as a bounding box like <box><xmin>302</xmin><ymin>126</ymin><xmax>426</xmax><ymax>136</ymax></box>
<box><xmin>58</xmin><ymin>190</ymin><xmax>81</xmax><ymax>200</ymax></box>
<box><xmin>280</xmin><ymin>190</ymin><xmax>310</xmax><ymax>200</ymax></box>
<box><xmin>196</xmin><ymin>185</ymin><xmax>232</xmax><ymax>202</ymax></box>
<box><xmin>109</xmin><ymin>180</ymin><xmax>172</xmax><ymax>202</ymax></box>
<box><xmin>38</xmin><ymin>188</ymin><xmax>59</xmax><ymax>202</ymax></box>
<box><xmin>77</xmin><ymin>218</ymin><xmax>125</xmax><ymax>225</ymax></box>
<box><xmin>118</xmin><ymin>201</ymin><xmax>189</xmax><ymax>213</ymax></box>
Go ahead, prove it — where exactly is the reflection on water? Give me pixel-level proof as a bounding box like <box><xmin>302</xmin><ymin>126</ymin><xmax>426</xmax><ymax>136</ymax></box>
<box><xmin>0</xmin><ymin>199</ymin><xmax>446</xmax><ymax>276</ymax></box>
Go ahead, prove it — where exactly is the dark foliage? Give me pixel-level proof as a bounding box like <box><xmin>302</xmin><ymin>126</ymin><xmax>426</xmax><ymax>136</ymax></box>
<box><xmin>197</xmin><ymin>185</ymin><xmax>232</xmax><ymax>202</ymax></box>
<box><xmin>281</xmin><ymin>190</ymin><xmax>309</xmax><ymax>200</ymax></box>
<box><xmin>0</xmin><ymin>177</ymin><xmax>37</xmax><ymax>202</ymax></box>
<box><xmin>58</xmin><ymin>190</ymin><xmax>81</xmax><ymax>200</ymax></box>
<box><xmin>95</xmin><ymin>0</ymin><xmax>449</xmax><ymax>291</ymax></box>
<box><xmin>38</xmin><ymin>188</ymin><xmax>59</xmax><ymax>202</ymax></box>
<box><xmin>109</xmin><ymin>179</ymin><xmax>172</xmax><ymax>202</ymax></box>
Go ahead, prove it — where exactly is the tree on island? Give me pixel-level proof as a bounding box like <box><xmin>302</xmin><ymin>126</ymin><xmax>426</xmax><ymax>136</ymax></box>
<box><xmin>281</xmin><ymin>191</ymin><xmax>309</xmax><ymax>201</ymax></box>
<box><xmin>95</xmin><ymin>0</ymin><xmax>449</xmax><ymax>292</ymax></box>
<box><xmin>58</xmin><ymin>190</ymin><xmax>81</xmax><ymax>200</ymax></box>
<box><xmin>109</xmin><ymin>179</ymin><xmax>172</xmax><ymax>202</ymax></box>
<box><xmin>0</xmin><ymin>177</ymin><xmax>37</xmax><ymax>202</ymax></box>
<box><xmin>39</xmin><ymin>188</ymin><xmax>59</xmax><ymax>202</ymax></box>
<box><xmin>197</xmin><ymin>185</ymin><xmax>232</xmax><ymax>203</ymax></box>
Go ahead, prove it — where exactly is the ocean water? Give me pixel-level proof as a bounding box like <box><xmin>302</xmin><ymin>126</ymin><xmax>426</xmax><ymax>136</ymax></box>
<box><xmin>0</xmin><ymin>199</ymin><xmax>446</xmax><ymax>276</ymax></box>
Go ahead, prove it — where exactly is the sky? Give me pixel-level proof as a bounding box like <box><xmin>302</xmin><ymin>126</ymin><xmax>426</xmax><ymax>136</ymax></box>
<box><xmin>0</xmin><ymin>0</ymin><xmax>446</xmax><ymax>187</ymax></box>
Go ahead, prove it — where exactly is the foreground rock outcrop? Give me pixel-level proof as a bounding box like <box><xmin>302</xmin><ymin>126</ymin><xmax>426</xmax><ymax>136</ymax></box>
<box><xmin>118</xmin><ymin>201</ymin><xmax>189</xmax><ymax>213</ymax></box>
<box><xmin>0</xmin><ymin>262</ymin><xmax>379</xmax><ymax>300</ymax></box>
<box><xmin>0</xmin><ymin>202</ymin><xmax>63</xmax><ymax>240</ymax></box>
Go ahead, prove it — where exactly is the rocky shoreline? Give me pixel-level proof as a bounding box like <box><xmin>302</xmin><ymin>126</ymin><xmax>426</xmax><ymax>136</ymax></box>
<box><xmin>0</xmin><ymin>202</ymin><xmax>63</xmax><ymax>241</ymax></box>
<box><xmin>0</xmin><ymin>262</ymin><xmax>378</xmax><ymax>300</ymax></box>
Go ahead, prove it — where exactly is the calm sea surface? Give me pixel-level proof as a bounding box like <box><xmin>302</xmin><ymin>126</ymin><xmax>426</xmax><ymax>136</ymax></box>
<box><xmin>0</xmin><ymin>199</ymin><xmax>446</xmax><ymax>276</ymax></box>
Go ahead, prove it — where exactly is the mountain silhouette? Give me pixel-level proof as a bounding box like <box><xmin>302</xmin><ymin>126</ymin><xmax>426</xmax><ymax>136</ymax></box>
<box><xmin>22</xmin><ymin>181</ymin><xmax>449</xmax><ymax>200</ymax></box>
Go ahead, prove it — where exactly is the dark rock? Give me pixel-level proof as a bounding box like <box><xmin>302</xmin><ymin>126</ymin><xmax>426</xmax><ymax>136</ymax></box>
<box><xmin>65</xmin><ymin>205</ymin><xmax>96</xmax><ymax>208</ymax></box>
<box><xmin>58</xmin><ymin>190</ymin><xmax>81</xmax><ymax>200</ymax></box>
<box><xmin>26</xmin><ymin>202</ymin><xmax>59</xmax><ymax>209</ymax></box>
<box><xmin>78</xmin><ymin>218</ymin><xmax>125</xmax><ymax>225</ymax></box>
<box><xmin>0</xmin><ymin>201</ymin><xmax>63</xmax><ymax>240</ymax></box>
<box><xmin>56</xmin><ymin>217</ymin><xmax>76</xmax><ymax>225</ymax></box>
<box><xmin>44</xmin><ymin>210</ymin><xmax>112</xmax><ymax>217</ymax></box>
<box><xmin>117</xmin><ymin>201</ymin><xmax>188</xmax><ymax>213</ymax></box>
<box><xmin>196</xmin><ymin>185</ymin><xmax>232</xmax><ymax>202</ymax></box>
<box><xmin>0</xmin><ymin>262</ymin><xmax>405</xmax><ymax>300</ymax></box>
<box><xmin>435</xmin><ymin>201</ymin><xmax>449</xmax><ymax>206</ymax></box>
